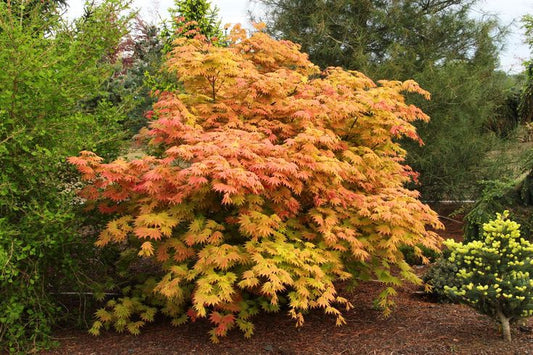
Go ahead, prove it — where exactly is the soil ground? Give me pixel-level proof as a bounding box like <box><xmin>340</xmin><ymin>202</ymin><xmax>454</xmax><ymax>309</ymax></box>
<box><xmin>42</xmin><ymin>204</ymin><xmax>533</xmax><ymax>354</ymax></box>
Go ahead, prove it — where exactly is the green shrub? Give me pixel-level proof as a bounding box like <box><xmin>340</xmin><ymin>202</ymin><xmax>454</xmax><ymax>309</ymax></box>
<box><xmin>422</xmin><ymin>250</ymin><xmax>460</xmax><ymax>302</ymax></box>
<box><xmin>400</xmin><ymin>244</ymin><xmax>439</xmax><ymax>266</ymax></box>
<box><xmin>444</xmin><ymin>211</ymin><xmax>533</xmax><ymax>341</ymax></box>
<box><xmin>0</xmin><ymin>1</ymin><xmax>132</xmax><ymax>352</ymax></box>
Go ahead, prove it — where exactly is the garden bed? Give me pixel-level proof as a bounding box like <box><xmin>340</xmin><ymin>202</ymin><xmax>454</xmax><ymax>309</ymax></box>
<box><xmin>42</xmin><ymin>206</ymin><xmax>533</xmax><ymax>354</ymax></box>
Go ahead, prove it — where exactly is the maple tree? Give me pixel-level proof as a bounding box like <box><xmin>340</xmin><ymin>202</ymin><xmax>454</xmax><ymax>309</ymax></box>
<box><xmin>70</xmin><ymin>25</ymin><xmax>442</xmax><ymax>341</ymax></box>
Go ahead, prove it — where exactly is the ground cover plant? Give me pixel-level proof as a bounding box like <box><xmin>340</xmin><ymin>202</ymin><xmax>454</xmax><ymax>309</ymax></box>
<box><xmin>69</xmin><ymin>24</ymin><xmax>443</xmax><ymax>341</ymax></box>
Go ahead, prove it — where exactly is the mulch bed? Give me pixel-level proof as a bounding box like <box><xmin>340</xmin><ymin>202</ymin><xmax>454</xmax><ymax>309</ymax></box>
<box><xmin>42</xmin><ymin>204</ymin><xmax>533</xmax><ymax>354</ymax></box>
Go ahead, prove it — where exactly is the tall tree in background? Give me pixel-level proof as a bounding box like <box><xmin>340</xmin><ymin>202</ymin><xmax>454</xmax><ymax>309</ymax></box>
<box><xmin>170</xmin><ymin>0</ymin><xmax>223</xmax><ymax>39</ymax></box>
<box><xmin>519</xmin><ymin>15</ymin><xmax>533</xmax><ymax>123</ymax></box>
<box><xmin>256</xmin><ymin>0</ymin><xmax>508</xmax><ymax>199</ymax></box>
<box><xmin>161</xmin><ymin>0</ymin><xmax>224</xmax><ymax>51</ymax></box>
<box><xmin>257</xmin><ymin>0</ymin><xmax>489</xmax><ymax>72</ymax></box>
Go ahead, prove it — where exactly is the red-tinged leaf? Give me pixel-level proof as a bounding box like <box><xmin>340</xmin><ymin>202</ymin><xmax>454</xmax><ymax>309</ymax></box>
<box><xmin>69</xmin><ymin>27</ymin><xmax>443</xmax><ymax>344</ymax></box>
<box><xmin>222</xmin><ymin>314</ymin><xmax>235</xmax><ymax>329</ymax></box>
<box><xmin>187</xmin><ymin>309</ymin><xmax>199</xmax><ymax>322</ymax></box>
<box><xmin>103</xmin><ymin>187</ymin><xmax>129</xmax><ymax>202</ymax></box>
<box><xmin>188</xmin><ymin>175</ymin><xmax>208</xmax><ymax>185</ymax></box>
<box><xmin>67</xmin><ymin>156</ymin><xmax>88</xmax><ymax>166</ymax></box>
<box><xmin>98</xmin><ymin>203</ymin><xmax>118</xmax><ymax>214</ymax></box>
<box><xmin>79</xmin><ymin>186</ymin><xmax>99</xmax><ymax>200</ymax></box>
<box><xmin>212</xmin><ymin>182</ymin><xmax>238</xmax><ymax>194</ymax></box>
<box><xmin>134</xmin><ymin>227</ymin><xmax>162</xmax><ymax>240</ymax></box>
<box><xmin>209</xmin><ymin>311</ymin><xmax>223</xmax><ymax>324</ymax></box>
<box><xmin>143</xmin><ymin>169</ymin><xmax>164</xmax><ymax>181</ymax></box>
<box><xmin>221</xmin><ymin>193</ymin><xmax>232</xmax><ymax>205</ymax></box>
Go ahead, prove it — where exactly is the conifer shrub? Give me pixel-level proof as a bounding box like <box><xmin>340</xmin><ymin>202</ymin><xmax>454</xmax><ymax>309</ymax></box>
<box><xmin>422</xmin><ymin>250</ymin><xmax>461</xmax><ymax>302</ymax></box>
<box><xmin>70</xmin><ymin>25</ymin><xmax>442</xmax><ymax>341</ymax></box>
<box><xmin>444</xmin><ymin>211</ymin><xmax>533</xmax><ymax>341</ymax></box>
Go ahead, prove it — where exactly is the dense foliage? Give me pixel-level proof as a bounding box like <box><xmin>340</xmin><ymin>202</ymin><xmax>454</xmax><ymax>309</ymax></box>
<box><xmin>255</xmin><ymin>0</ymin><xmax>509</xmax><ymax>199</ymax></box>
<box><xmin>0</xmin><ymin>1</ymin><xmax>132</xmax><ymax>351</ymax></box>
<box><xmin>444</xmin><ymin>211</ymin><xmax>533</xmax><ymax>341</ymax></box>
<box><xmin>519</xmin><ymin>15</ymin><xmax>533</xmax><ymax>123</ymax></box>
<box><xmin>70</xmin><ymin>26</ymin><xmax>442</xmax><ymax>341</ymax></box>
<box><xmin>464</xmin><ymin>175</ymin><xmax>533</xmax><ymax>243</ymax></box>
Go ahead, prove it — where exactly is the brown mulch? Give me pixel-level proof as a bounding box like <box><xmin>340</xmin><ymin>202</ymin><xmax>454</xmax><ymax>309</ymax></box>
<box><xmin>42</xmin><ymin>204</ymin><xmax>533</xmax><ymax>355</ymax></box>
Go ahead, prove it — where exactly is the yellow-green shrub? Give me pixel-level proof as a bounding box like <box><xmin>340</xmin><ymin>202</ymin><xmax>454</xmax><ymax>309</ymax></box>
<box><xmin>444</xmin><ymin>211</ymin><xmax>533</xmax><ymax>341</ymax></box>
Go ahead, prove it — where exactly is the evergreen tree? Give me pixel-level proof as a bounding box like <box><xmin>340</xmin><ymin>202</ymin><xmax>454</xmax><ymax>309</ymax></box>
<box><xmin>519</xmin><ymin>15</ymin><xmax>533</xmax><ymax>123</ymax></box>
<box><xmin>162</xmin><ymin>0</ymin><xmax>224</xmax><ymax>51</ymax></box>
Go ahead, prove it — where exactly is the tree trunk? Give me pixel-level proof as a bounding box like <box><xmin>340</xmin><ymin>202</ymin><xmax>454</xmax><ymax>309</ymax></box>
<box><xmin>497</xmin><ymin>310</ymin><xmax>512</xmax><ymax>342</ymax></box>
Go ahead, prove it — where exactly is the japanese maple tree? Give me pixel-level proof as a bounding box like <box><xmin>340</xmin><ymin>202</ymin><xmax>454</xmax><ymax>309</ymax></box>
<box><xmin>70</xmin><ymin>24</ymin><xmax>442</xmax><ymax>341</ymax></box>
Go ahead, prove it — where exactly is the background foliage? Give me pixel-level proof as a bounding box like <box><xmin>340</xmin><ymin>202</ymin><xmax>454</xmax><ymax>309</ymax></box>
<box><xmin>461</xmin><ymin>13</ymin><xmax>533</xmax><ymax>243</ymax></box>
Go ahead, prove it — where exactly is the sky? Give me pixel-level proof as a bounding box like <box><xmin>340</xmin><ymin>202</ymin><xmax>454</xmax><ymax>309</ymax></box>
<box><xmin>67</xmin><ymin>0</ymin><xmax>533</xmax><ymax>73</ymax></box>
<box><xmin>475</xmin><ymin>0</ymin><xmax>533</xmax><ymax>72</ymax></box>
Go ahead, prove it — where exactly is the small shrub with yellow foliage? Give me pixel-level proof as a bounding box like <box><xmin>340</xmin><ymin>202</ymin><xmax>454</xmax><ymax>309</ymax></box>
<box><xmin>444</xmin><ymin>211</ymin><xmax>533</xmax><ymax>341</ymax></box>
